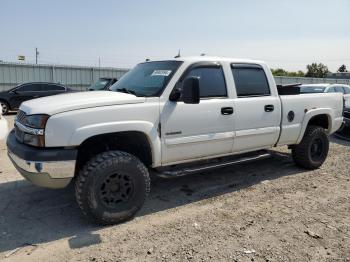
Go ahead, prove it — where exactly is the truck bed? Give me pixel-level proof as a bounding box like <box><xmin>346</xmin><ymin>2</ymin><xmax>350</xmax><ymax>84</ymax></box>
<box><xmin>277</xmin><ymin>92</ymin><xmax>343</xmax><ymax>145</ymax></box>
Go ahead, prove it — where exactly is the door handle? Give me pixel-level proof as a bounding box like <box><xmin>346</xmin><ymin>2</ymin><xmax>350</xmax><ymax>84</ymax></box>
<box><xmin>264</xmin><ymin>105</ymin><xmax>274</xmax><ymax>112</ymax></box>
<box><xmin>221</xmin><ymin>107</ymin><xmax>234</xmax><ymax>115</ymax></box>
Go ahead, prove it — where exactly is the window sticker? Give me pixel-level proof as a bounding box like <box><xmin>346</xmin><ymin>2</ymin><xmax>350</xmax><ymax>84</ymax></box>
<box><xmin>151</xmin><ymin>70</ymin><xmax>172</xmax><ymax>77</ymax></box>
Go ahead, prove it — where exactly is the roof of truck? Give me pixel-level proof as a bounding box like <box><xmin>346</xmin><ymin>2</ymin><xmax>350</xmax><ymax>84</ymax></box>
<box><xmin>150</xmin><ymin>56</ymin><xmax>266</xmax><ymax>65</ymax></box>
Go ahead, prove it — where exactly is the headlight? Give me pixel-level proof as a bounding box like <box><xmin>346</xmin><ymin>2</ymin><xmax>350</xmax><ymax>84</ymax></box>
<box><xmin>25</xmin><ymin>114</ymin><xmax>50</xmax><ymax>129</ymax></box>
<box><xmin>15</xmin><ymin>114</ymin><xmax>49</xmax><ymax>147</ymax></box>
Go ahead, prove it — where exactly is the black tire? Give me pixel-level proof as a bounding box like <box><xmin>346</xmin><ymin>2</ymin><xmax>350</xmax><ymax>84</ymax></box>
<box><xmin>75</xmin><ymin>150</ymin><xmax>150</xmax><ymax>225</ymax></box>
<box><xmin>0</xmin><ymin>100</ymin><xmax>9</xmax><ymax>115</ymax></box>
<box><xmin>292</xmin><ymin>125</ymin><xmax>329</xmax><ymax>170</ymax></box>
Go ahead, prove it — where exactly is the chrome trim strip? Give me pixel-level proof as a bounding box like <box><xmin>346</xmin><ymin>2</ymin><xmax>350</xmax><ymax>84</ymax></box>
<box><xmin>8</xmin><ymin>150</ymin><xmax>76</xmax><ymax>179</ymax></box>
<box><xmin>15</xmin><ymin>121</ymin><xmax>44</xmax><ymax>135</ymax></box>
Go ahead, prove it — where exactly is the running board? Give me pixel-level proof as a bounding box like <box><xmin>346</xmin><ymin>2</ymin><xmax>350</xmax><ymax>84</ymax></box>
<box><xmin>154</xmin><ymin>151</ymin><xmax>271</xmax><ymax>178</ymax></box>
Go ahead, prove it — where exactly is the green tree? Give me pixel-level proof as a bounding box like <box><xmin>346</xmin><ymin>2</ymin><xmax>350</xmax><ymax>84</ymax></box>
<box><xmin>337</xmin><ymin>64</ymin><xmax>347</xmax><ymax>72</ymax></box>
<box><xmin>305</xmin><ymin>63</ymin><xmax>329</xmax><ymax>78</ymax></box>
<box><xmin>271</xmin><ymin>68</ymin><xmax>305</xmax><ymax>77</ymax></box>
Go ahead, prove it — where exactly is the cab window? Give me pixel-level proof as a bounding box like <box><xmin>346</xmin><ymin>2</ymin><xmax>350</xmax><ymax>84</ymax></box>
<box><xmin>231</xmin><ymin>64</ymin><xmax>270</xmax><ymax>97</ymax></box>
<box><xmin>184</xmin><ymin>66</ymin><xmax>227</xmax><ymax>98</ymax></box>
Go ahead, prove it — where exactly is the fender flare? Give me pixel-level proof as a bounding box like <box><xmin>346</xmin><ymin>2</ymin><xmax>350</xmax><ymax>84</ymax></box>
<box><xmin>296</xmin><ymin>108</ymin><xmax>333</xmax><ymax>144</ymax></box>
<box><xmin>69</xmin><ymin>121</ymin><xmax>161</xmax><ymax>167</ymax></box>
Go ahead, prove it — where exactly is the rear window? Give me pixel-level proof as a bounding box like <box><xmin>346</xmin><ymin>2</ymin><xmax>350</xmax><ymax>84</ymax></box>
<box><xmin>344</xmin><ymin>86</ymin><xmax>350</xmax><ymax>94</ymax></box>
<box><xmin>16</xmin><ymin>84</ymin><xmax>42</xmax><ymax>92</ymax></box>
<box><xmin>42</xmin><ymin>84</ymin><xmax>65</xmax><ymax>91</ymax></box>
<box><xmin>231</xmin><ymin>65</ymin><xmax>270</xmax><ymax>97</ymax></box>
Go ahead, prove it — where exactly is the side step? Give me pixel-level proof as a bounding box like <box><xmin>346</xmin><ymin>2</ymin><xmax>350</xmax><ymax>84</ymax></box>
<box><xmin>154</xmin><ymin>150</ymin><xmax>271</xmax><ymax>178</ymax></box>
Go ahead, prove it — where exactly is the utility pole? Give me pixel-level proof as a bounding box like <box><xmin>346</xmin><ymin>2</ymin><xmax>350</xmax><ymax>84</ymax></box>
<box><xmin>35</xmin><ymin>47</ymin><xmax>39</xmax><ymax>64</ymax></box>
<box><xmin>98</xmin><ymin>57</ymin><xmax>101</xmax><ymax>68</ymax></box>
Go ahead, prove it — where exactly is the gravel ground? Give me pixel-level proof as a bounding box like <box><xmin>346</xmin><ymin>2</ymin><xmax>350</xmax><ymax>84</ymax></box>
<box><xmin>0</xmin><ymin>114</ymin><xmax>349</xmax><ymax>262</ymax></box>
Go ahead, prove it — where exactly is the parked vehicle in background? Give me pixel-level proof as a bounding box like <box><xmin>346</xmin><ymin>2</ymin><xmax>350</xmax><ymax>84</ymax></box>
<box><xmin>7</xmin><ymin>56</ymin><xmax>343</xmax><ymax>225</ymax></box>
<box><xmin>300</xmin><ymin>83</ymin><xmax>350</xmax><ymax>97</ymax></box>
<box><xmin>336</xmin><ymin>99</ymin><xmax>350</xmax><ymax>137</ymax></box>
<box><xmin>300</xmin><ymin>84</ymin><xmax>350</xmax><ymax>136</ymax></box>
<box><xmin>88</xmin><ymin>78</ymin><xmax>118</xmax><ymax>91</ymax></box>
<box><xmin>0</xmin><ymin>82</ymin><xmax>73</xmax><ymax>115</ymax></box>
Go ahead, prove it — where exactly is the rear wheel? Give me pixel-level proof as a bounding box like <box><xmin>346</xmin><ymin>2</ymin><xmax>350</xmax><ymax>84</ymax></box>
<box><xmin>75</xmin><ymin>150</ymin><xmax>150</xmax><ymax>225</ymax></box>
<box><xmin>292</xmin><ymin>125</ymin><xmax>329</xmax><ymax>170</ymax></box>
<box><xmin>0</xmin><ymin>100</ymin><xmax>9</xmax><ymax>115</ymax></box>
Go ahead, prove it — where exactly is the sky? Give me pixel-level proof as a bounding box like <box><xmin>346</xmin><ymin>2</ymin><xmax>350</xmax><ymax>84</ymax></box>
<box><xmin>0</xmin><ymin>0</ymin><xmax>349</xmax><ymax>72</ymax></box>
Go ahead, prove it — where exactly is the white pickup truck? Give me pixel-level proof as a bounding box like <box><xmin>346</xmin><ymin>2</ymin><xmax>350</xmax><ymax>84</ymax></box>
<box><xmin>7</xmin><ymin>56</ymin><xmax>343</xmax><ymax>224</ymax></box>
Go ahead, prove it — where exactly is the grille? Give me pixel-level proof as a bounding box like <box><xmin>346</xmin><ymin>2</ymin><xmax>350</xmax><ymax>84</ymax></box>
<box><xmin>16</xmin><ymin>110</ymin><xmax>27</xmax><ymax>125</ymax></box>
<box><xmin>15</xmin><ymin>110</ymin><xmax>27</xmax><ymax>143</ymax></box>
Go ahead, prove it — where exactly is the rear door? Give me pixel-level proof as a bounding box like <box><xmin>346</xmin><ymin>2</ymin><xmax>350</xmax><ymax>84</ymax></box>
<box><xmin>230</xmin><ymin>64</ymin><xmax>281</xmax><ymax>152</ymax></box>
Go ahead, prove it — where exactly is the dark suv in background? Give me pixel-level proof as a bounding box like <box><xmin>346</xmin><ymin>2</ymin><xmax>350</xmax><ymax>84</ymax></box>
<box><xmin>88</xmin><ymin>78</ymin><xmax>118</xmax><ymax>91</ymax></box>
<box><xmin>0</xmin><ymin>82</ymin><xmax>73</xmax><ymax>114</ymax></box>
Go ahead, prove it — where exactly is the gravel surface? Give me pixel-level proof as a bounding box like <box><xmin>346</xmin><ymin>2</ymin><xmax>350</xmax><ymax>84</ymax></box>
<box><xmin>0</xmin><ymin>114</ymin><xmax>349</xmax><ymax>262</ymax></box>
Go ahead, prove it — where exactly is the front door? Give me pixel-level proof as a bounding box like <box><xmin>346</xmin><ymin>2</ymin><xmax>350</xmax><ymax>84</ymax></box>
<box><xmin>161</xmin><ymin>63</ymin><xmax>235</xmax><ymax>164</ymax></box>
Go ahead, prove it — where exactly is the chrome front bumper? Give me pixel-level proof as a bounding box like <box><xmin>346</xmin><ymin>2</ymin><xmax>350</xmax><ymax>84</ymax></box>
<box><xmin>6</xmin><ymin>129</ymin><xmax>77</xmax><ymax>188</ymax></box>
<box><xmin>8</xmin><ymin>150</ymin><xmax>76</xmax><ymax>189</ymax></box>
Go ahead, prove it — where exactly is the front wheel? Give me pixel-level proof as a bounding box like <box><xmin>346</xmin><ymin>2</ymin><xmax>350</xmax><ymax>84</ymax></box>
<box><xmin>75</xmin><ymin>150</ymin><xmax>150</xmax><ymax>225</ymax></box>
<box><xmin>292</xmin><ymin>125</ymin><xmax>329</xmax><ymax>170</ymax></box>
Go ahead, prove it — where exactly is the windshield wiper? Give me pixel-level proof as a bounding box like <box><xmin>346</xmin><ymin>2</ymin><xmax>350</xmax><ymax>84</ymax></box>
<box><xmin>116</xmin><ymin>88</ymin><xmax>138</xmax><ymax>96</ymax></box>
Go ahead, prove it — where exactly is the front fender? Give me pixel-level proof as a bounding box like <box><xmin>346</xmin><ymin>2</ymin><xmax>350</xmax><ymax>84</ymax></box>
<box><xmin>69</xmin><ymin>121</ymin><xmax>161</xmax><ymax>167</ymax></box>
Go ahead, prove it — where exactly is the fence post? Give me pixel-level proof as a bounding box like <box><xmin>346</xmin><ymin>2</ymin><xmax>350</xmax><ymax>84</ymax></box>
<box><xmin>52</xmin><ymin>66</ymin><xmax>55</xmax><ymax>83</ymax></box>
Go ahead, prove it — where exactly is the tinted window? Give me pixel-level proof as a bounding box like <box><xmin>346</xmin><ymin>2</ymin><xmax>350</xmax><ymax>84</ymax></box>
<box><xmin>42</xmin><ymin>84</ymin><xmax>65</xmax><ymax>91</ymax></box>
<box><xmin>335</xmin><ymin>86</ymin><xmax>345</xmax><ymax>93</ymax></box>
<box><xmin>231</xmin><ymin>66</ymin><xmax>270</xmax><ymax>97</ymax></box>
<box><xmin>343</xmin><ymin>86</ymin><xmax>350</xmax><ymax>94</ymax></box>
<box><xmin>186</xmin><ymin>67</ymin><xmax>227</xmax><ymax>98</ymax></box>
<box><xmin>16</xmin><ymin>84</ymin><xmax>42</xmax><ymax>92</ymax></box>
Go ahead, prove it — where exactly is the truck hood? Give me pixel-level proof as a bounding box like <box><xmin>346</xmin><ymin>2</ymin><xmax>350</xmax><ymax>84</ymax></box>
<box><xmin>20</xmin><ymin>91</ymin><xmax>146</xmax><ymax>115</ymax></box>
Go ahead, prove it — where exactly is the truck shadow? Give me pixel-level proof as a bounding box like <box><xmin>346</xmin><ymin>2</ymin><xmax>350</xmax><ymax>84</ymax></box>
<box><xmin>0</xmin><ymin>151</ymin><xmax>305</xmax><ymax>254</ymax></box>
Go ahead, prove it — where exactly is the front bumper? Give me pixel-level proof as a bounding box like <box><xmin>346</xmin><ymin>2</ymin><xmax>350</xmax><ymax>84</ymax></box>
<box><xmin>6</xmin><ymin>130</ymin><xmax>77</xmax><ymax>189</ymax></box>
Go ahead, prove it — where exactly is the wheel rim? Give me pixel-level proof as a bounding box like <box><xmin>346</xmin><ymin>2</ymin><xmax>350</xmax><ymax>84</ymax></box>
<box><xmin>98</xmin><ymin>173</ymin><xmax>134</xmax><ymax>208</ymax></box>
<box><xmin>0</xmin><ymin>102</ymin><xmax>7</xmax><ymax>114</ymax></box>
<box><xmin>310</xmin><ymin>138</ymin><xmax>324</xmax><ymax>161</ymax></box>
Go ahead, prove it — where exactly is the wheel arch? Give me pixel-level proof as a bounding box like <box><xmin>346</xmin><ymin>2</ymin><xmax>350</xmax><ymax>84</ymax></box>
<box><xmin>297</xmin><ymin>109</ymin><xmax>332</xmax><ymax>144</ymax></box>
<box><xmin>75</xmin><ymin>130</ymin><xmax>158</xmax><ymax>174</ymax></box>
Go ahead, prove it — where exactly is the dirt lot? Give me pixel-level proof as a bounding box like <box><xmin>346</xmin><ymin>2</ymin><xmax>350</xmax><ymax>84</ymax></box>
<box><xmin>0</xmin><ymin>114</ymin><xmax>349</xmax><ymax>262</ymax></box>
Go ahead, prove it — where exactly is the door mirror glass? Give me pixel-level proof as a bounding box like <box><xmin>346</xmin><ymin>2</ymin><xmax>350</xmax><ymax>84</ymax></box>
<box><xmin>182</xmin><ymin>77</ymin><xmax>200</xmax><ymax>104</ymax></box>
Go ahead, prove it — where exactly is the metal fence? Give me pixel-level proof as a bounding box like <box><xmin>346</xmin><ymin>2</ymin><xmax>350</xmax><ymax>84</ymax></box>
<box><xmin>274</xmin><ymin>76</ymin><xmax>350</xmax><ymax>85</ymax></box>
<box><xmin>1</xmin><ymin>62</ymin><xmax>350</xmax><ymax>92</ymax></box>
<box><xmin>0</xmin><ymin>62</ymin><xmax>129</xmax><ymax>91</ymax></box>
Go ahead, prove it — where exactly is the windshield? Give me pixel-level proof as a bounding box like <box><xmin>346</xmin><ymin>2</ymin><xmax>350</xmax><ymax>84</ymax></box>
<box><xmin>89</xmin><ymin>79</ymin><xmax>110</xmax><ymax>90</ymax></box>
<box><xmin>300</xmin><ymin>85</ymin><xmax>326</xmax><ymax>93</ymax></box>
<box><xmin>110</xmin><ymin>61</ymin><xmax>182</xmax><ymax>97</ymax></box>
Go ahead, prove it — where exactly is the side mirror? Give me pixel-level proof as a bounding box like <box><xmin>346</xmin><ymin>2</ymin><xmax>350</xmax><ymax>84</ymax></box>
<box><xmin>182</xmin><ymin>77</ymin><xmax>200</xmax><ymax>104</ymax></box>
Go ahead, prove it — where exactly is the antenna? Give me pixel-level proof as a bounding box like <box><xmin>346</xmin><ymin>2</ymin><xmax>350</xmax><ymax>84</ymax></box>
<box><xmin>174</xmin><ymin>49</ymin><xmax>181</xmax><ymax>58</ymax></box>
<box><xmin>200</xmin><ymin>53</ymin><xmax>206</xmax><ymax>56</ymax></box>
